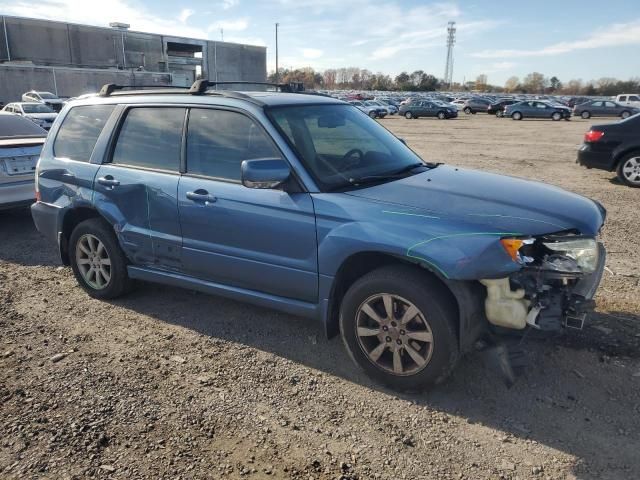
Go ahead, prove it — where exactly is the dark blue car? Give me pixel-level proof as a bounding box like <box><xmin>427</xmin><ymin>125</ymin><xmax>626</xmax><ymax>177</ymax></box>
<box><xmin>31</xmin><ymin>81</ymin><xmax>607</xmax><ymax>391</ymax></box>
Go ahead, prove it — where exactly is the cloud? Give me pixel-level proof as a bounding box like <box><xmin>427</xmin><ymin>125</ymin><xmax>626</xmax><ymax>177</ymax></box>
<box><xmin>1</xmin><ymin>0</ymin><xmax>209</xmax><ymax>39</ymax></box>
<box><xmin>178</xmin><ymin>8</ymin><xmax>194</xmax><ymax>24</ymax></box>
<box><xmin>220</xmin><ymin>0</ymin><xmax>239</xmax><ymax>9</ymax></box>
<box><xmin>301</xmin><ymin>48</ymin><xmax>322</xmax><ymax>59</ymax></box>
<box><xmin>471</xmin><ymin>20</ymin><xmax>640</xmax><ymax>58</ymax></box>
<box><xmin>208</xmin><ymin>18</ymin><xmax>248</xmax><ymax>32</ymax></box>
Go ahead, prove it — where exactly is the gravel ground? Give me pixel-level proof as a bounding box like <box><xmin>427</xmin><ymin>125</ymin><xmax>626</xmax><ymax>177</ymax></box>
<box><xmin>1</xmin><ymin>113</ymin><xmax>639</xmax><ymax>480</ymax></box>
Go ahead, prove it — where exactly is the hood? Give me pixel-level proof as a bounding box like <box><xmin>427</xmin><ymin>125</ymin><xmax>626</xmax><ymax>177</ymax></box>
<box><xmin>25</xmin><ymin>113</ymin><xmax>57</xmax><ymax>120</ymax></box>
<box><xmin>345</xmin><ymin>165</ymin><xmax>605</xmax><ymax>236</ymax></box>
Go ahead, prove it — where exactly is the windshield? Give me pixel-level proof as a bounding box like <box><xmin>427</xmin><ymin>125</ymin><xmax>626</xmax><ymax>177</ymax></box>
<box><xmin>37</xmin><ymin>92</ymin><xmax>58</xmax><ymax>99</ymax></box>
<box><xmin>267</xmin><ymin>104</ymin><xmax>425</xmax><ymax>191</ymax></box>
<box><xmin>22</xmin><ymin>103</ymin><xmax>55</xmax><ymax>114</ymax></box>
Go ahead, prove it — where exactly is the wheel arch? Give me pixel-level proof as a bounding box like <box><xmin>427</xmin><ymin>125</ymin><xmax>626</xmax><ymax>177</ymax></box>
<box><xmin>59</xmin><ymin>207</ymin><xmax>110</xmax><ymax>265</ymax></box>
<box><xmin>613</xmin><ymin>146</ymin><xmax>640</xmax><ymax>170</ymax></box>
<box><xmin>324</xmin><ymin>251</ymin><xmax>486</xmax><ymax>353</ymax></box>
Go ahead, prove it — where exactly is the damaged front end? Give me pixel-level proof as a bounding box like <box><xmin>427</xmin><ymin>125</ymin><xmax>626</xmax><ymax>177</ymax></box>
<box><xmin>481</xmin><ymin>234</ymin><xmax>606</xmax><ymax>332</ymax></box>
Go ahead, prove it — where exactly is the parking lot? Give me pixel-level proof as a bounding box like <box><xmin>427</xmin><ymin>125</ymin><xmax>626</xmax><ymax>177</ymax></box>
<box><xmin>1</xmin><ymin>114</ymin><xmax>639</xmax><ymax>479</ymax></box>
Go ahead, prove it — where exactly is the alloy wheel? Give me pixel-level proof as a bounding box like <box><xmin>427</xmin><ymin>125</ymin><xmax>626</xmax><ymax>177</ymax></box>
<box><xmin>621</xmin><ymin>156</ymin><xmax>640</xmax><ymax>185</ymax></box>
<box><xmin>355</xmin><ymin>293</ymin><xmax>434</xmax><ymax>376</ymax></box>
<box><xmin>75</xmin><ymin>234</ymin><xmax>111</xmax><ymax>289</ymax></box>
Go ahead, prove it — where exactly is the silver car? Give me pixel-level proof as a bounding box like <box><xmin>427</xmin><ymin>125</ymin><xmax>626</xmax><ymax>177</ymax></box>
<box><xmin>573</xmin><ymin>100</ymin><xmax>639</xmax><ymax>119</ymax></box>
<box><xmin>2</xmin><ymin>102</ymin><xmax>58</xmax><ymax>130</ymax></box>
<box><xmin>0</xmin><ymin>113</ymin><xmax>47</xmax><ymax>209</ymax></box>
<box><xmin>505</xmin><ymin>100</ymin><xmax>572</xmax><ymax>121</ymax></box>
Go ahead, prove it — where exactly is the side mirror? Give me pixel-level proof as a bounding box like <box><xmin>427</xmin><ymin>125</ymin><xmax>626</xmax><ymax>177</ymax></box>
<box><xmin>241</xmin><ymin>158</ymin><xmax>291</xmax><ymax>189</ymax></box>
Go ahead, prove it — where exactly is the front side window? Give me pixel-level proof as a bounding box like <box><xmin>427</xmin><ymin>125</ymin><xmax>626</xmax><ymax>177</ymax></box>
<box><xmin>112</xmin><ymin>107</ymin><xmax>185</xmax><ymax>171</ymax></box>
<box><xmin>629</xmin><ymin>95</ymin><xmax>640</xmax><ymax>102</ymax></box>
<box><xmin>54</xmin><ymin>105</ymin><xmax>116</xmax><ymax>162</ymax></box>
<box><xmin>268</xmin><ymin>104</ymin><xmax>424</xmax><ymax>191</ymax></box>
<box><xmin>591</xmin><ymin>101</ymin><xmax>603</xmax><ymax>107</ymax></box>
<box><xmin>186</xmin><ymin>108</ymin><xmax>281</xmax><ymax>181</ymax></box>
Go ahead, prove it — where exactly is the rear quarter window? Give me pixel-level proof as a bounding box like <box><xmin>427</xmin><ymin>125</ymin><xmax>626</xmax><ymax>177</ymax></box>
<box><xmin>53</xmin><ymin>105</ymin><xmax>116</xmax><ymax>162</ymax></box>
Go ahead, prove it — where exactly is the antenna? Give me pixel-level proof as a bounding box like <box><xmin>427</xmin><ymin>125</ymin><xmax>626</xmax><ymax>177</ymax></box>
<box><xmin>444</xmin><ymin>21</ymin><xmax>456</xmax><ymax>89</ymax></box>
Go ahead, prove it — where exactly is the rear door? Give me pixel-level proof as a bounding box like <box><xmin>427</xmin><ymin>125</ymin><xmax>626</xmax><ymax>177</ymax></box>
<box><xmin>177</xmin><ymin>107</ymin><xmax>318</xmax><ymax>302</ymax></box>
<box><xmin>94</xmin><ymin>107</ymin><xmax>184</xmax><ymax>269</ymax></box>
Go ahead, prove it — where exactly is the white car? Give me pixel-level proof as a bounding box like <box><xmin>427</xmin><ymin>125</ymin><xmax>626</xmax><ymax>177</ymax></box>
<box><xmin>450</xmin><ymin>99</ymin><xmax>467</xmax><ymax>111</ymax></box>
<box><xmin>0</xmin><ymin>113</ymin><xmax>47</xmax><ymax>209</ymax></box>
<box><xmin>349</xmin><ymin>101</ymin><xmax>387</xmax><ymax>118</ymax></box>
<box><xmin>615</xmin><ymin>94</ymin><xmax>640</xmax><ymax>108</ymax></box>
<box><xmin>21</xmin><ymin>91</ymin><xmax>65</xmax><ymax>112</ymax></box>
<box><xmin>2</xmin><ymin>103</ymin><xmax>58</xmax><ymax>130</ymax></box>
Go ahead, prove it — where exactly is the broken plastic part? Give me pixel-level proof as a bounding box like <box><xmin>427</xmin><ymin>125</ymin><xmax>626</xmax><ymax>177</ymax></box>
<box><xmin>480</xmin><ymin>278</ymin><xmax>529</xmax><ymax>329</ymax></box>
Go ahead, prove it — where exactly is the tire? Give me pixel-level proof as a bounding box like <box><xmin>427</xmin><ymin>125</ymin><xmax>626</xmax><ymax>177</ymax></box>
<box><xmin>437</xmin><ymin>111</ymin><xmax>446</xmax><ymax>120</ymax></box>
<box><xmin>616</xmin><ymin>152</ymin><xmax>640</xmax><ymax>187</ymax></box>
<box><xmin>621</xmin><ymin>110</ymin><xmax>631</xmax><ymax>119</ymax></box>
<box><xmin>69</xmin><ymin>217</ymin><xmax>133</xmax><ymax>299</ymax></box>
<box><xmin>463</xmin><ymin>107</ymin><xmax>472</xmax><ymax>115</ymax></box>
<box><xmin>339</xmin><ymin>265</ymin><xmax>459</xmax><ymax>392</ymax></box>
<box><xmin>404</xmin><ymin>111</ymin><xmax>413</xmax><ymax>119</ymax></box>
<box><xmin>496</xmin><ymin>110</ymin><xmax>504</xmax><ymax>118</ymax></box>
<box><xmin>551</xmin><ymin>112</ymin><xmax>562</xmax><ymax>121</ymax></box>
<box><xmin>369</xmin><ymin>110</ymin><xmax>377</xmax><ymax>118</ymax></box>
<box><xmin>581</xmin><ymin>111</ymin><xmax>591</xmax><ymax>119</ymax></box>
<box><xmin>511</xmin><ymin>111</ymin><xmax>523</xmax><ymax>120</ymax></box>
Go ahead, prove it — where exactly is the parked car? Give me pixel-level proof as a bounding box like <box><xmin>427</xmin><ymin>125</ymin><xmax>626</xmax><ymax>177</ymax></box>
<box><xmin>2</xmin><ymin>102</ymin><xmax>58</xmax><ymax>130</ymax></box>
<box><xmin>22</xmin><ymin>91</ymin><xmax>65</xmax><ymax>112</ymax></box>
<box><xmin>577</xmin><ymin>114</ymin><xmax>640</xmax><ymax>187</ymax></box>
<box><xmin>365</xmin><ymin>100</ymin><xmax>397</xmax><ymax>115</ymax></box>
<box><xmin>450</xmin><ymin>99</ymin><xmax>466</xmax><ymax>111</ymax></box>
<box><xmin>349</xmin><ymin>101</ymin><xmax>387</xmax><ymax>118</ymax></box>
<box><xmin>567</xmin><ymin>96</ymin><xmax>591</xmax><ymax>108</ymax></box>
<box><xmin>0</xmin><ymin>112</ymin><xmax>47</xmax><ymax>209</ymax></box>
<box><xmin>573</xmin><ymin>100</ymin><xmax>639</xmax><ymax>119</ymax></box>
<box><xmin>462</xmin><ymin>98</ymin><xmax>492</xmax><ymax>114</ymax></box>
<box><xmin>32</xmin><ymin>82</ymin><xmax>607</xmax><ymax>391</ymax></box>
<box><xmin>504</xmin><ymin>101</ymin><xmax>572</xmax><ymax>121</ymax></box>
<box><xmin>487</xmin><ymin>99</ymin><xmax>518</xmax><ymax>117</ymax></box>
<box><xmin>399</xmin><ymin>100</ymin><xmax>458</xmax><ymax>119</ymax></box>
<box><xmin>614</xmin><ymin>94</ymin><xmax>640</xmax><ymax>108</ymax></box>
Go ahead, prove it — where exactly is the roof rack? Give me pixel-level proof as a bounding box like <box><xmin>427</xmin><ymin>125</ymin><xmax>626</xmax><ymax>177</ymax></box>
<box><xmin>98</xmin><ymin>84</ymin><xmax>187</xmax><ymax>96</ymax></box>
<box><xmin>188</xmin><ymin>80</ymin><xmax>304</xmax><ymax>95</ymax></box>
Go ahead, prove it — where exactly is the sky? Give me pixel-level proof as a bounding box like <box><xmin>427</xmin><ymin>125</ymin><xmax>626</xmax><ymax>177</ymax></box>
<box><xmin>1</xmin><ymin>0</ymin><xmax>639</xmax><ymax>85</ymax></box>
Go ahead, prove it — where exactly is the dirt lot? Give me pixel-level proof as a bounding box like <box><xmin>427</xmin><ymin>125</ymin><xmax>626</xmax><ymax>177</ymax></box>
<box><xmin>1</xmin><ymin>114</ymin><xmax>639</xmax><ymax>480</ymax></box>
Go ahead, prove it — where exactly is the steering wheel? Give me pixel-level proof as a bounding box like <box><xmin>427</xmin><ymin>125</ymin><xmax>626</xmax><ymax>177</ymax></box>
<box><xmin>339</xmin><ymin>148</ymin><xmax>365</xmax><ymax>172</ymax></box>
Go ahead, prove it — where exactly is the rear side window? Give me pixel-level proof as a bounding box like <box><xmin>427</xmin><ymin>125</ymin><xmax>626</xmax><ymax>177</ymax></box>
<box><xmin>112</xmin><ymin>108</ymin><xmax>185</xmax><ymax>171</ymax></box>
<box><xmin>54</xmin><ymin>105</ymin><xmax>115</xmax><ymax>162</ymax></box>
<box><xmin>186</xmin><ymin>109</ymin><xmax>281</xmax><ymax>181</ymax></box>
<box><xmin>629</xmin><ymin>96</ymin><xmax>640</xmax><ymax>102</ymax></box>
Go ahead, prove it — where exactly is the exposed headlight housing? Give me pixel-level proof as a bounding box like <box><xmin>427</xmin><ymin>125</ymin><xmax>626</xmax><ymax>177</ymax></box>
<box><xmin>542</xmin><ymin>238</ymin><xmax>598</xmax><ymax>273</ymax></box>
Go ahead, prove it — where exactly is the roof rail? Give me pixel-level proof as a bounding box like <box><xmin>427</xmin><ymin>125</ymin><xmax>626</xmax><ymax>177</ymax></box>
<box><xmin>98</xmin><ymin>83</ymin><xmax>187</xmax><ymax>97</ymax></box>
<box><xmin>188</xmin><ymin>80</ymin><xmax>304</xmax><ymax>95</ymax></box>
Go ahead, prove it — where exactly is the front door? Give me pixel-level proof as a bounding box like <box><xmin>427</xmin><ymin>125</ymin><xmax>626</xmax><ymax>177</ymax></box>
<box><xmin>94</xmin><ymin>107</ymin><xmax>184</xmax><ymax>269</ymax></box>
<box><xmin>177</xmin><ymin>107</ymin><xmax>318</xmax><ymax>302</ymax></box>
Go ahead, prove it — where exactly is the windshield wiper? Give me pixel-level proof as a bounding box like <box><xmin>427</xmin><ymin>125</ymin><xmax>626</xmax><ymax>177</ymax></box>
<box><xmin>347</xmin><ymin>162</ymin><xmax>436</xmax><ymax>186</ymax></box>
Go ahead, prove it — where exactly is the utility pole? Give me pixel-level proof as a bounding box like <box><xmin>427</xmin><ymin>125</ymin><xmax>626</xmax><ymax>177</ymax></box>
<box><xmin>220</xmin><ymin>28</ymin><xmax>224</xmax><ymax>42</ymax></box>
<box><xmin>444</xmin><ymin>21</ymin><xmax>456</xmax><ymax>89</ymax></box>
<box><xmin>275</xmin><ymin>22</ymin><xmax>279</xmax><ymax>83</ymax></box>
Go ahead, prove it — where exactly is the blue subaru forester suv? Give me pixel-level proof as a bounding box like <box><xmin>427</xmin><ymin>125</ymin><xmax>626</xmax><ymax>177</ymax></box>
<box><xmin>31</xmin><ymin>81</ymin><xmax>607</xmax><ymax>391</ymax></box>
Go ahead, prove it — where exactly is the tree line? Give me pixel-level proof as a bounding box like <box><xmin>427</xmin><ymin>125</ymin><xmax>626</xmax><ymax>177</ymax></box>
<box><xmin>268</xmin><ymin>67</ymin><xmax>639</xmax><ymax>96</ymax></box>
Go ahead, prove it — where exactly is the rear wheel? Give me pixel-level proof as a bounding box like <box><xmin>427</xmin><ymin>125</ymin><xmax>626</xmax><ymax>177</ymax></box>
<box><xmin>617</xmin><ymin>152</ymin><xmax>640</xmax><ymax>187</ymax></box>
<box><xmin>339</xmin><ymin>265</ymin><xmax>459</xmax><ymax>392</ymax></box>
<box><xmin>581</xmin><ymin>111</ymin><xmax>591</xmax><ymax>119</ymax></box>
<box><xmin>551</xmin><ymin>112</ymin><xmax>562</xmax><ymax>121</ymax></box>
<box><xmin>463</xmin><ymin>107</ymin><xmax>472</xmax><ymax>115</ymax></box>
<box><xmin>621</xmin><ymin>110</ymin><xmax>632</xmax><ymax>119</ymax></box>
<box><xmin>404</xmin><ymin>111</ymin><xmax>413</xmax><ymax>119</ymax></box>
<box><xmin>511</xmin><ymin>111</ymin><xmax>523</xmax><ymax>120</ymax></box>
<box><xmin>437</xmin><ymin>111</ymin><xmax>446</xmax><ymax>120</ymax></box>
<box><xmin>369</xmin><ymin>110</ymin><xmax>378</xmax><ymax>118</ymax></box>
<box><xmin>69</xmin><ymin>218</ymin><xmax>133</xmax><ymax>299</ymax></box>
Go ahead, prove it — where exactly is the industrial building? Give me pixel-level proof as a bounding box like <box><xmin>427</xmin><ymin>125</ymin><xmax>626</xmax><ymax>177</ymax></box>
<box><xmin>0</xmin><ymin>15</ymin><xmax>267</xmax><ymax>103</ymax></box>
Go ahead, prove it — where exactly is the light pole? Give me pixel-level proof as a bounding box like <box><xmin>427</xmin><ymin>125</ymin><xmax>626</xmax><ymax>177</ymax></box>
<box><xmin>275</xmin><ymin>22</ymin><xmax>279</xmax><ymax>83</ymax></box>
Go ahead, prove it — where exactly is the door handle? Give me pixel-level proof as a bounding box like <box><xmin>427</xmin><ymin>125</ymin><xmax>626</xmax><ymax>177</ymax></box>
<box><xmin>97</xmin><ymin>176</ymin><xmax>120</xmax><ymax>188</ymax></box>
<box><xmin>186</xmin><ymin>190</ymin><xmax>217</xmax><ymax>204</ymax></box>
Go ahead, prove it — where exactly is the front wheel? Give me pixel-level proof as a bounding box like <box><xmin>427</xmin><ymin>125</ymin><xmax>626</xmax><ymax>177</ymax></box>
<box><xmin>339</xmin><ymin>265</ymin><xmax>459</xmax><ymax>392</ymax></box>
<box><xmin>496</xmin><ymin>110</ymin><xmax>504</xmax><ymax>118</ymax></box>
<box><xmin>617</xmin><ymin>152</ymin><xmax>640</xmax><ymax>187</ymax></box>
<box><xmin>621</xmin><ymin>110</ymin><xmax>632</xmax><ymax>119</ymax></box>
<box><xmin>404</xmin><ymin>111</ymin><xmax>413</xmax><ymax>119</ymax></box>
<box><xmin>437</xmin><ymin>111</ymin><xmax>446</xmax><ymax>120</ymax></box>
<box><xmin>69</xmin><ymin>218</ymin><xmax>133</xmax><ymax>299</ymax></box>
<box><xmin>463</xmin><ymin>107</ymin><xmax>472</xmax><ymax>115</ymax></box>
<box><xmin>369</xmin><ymin>110</ymin><xmax>378</xmax><ymax>118</ymax></box>
<box><xmin>551</xmin><ymin>112</ymin><xmax>562</xmax><ymax>121</ymax></box>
